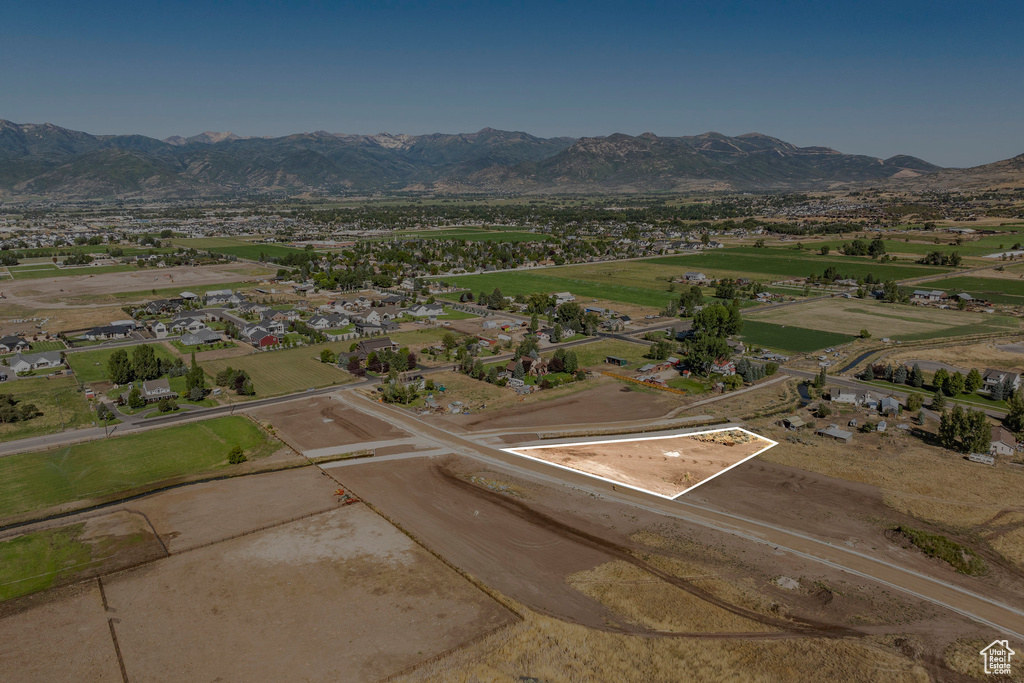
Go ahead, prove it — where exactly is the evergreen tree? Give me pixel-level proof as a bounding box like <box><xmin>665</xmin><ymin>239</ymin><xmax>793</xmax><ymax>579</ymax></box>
<box><xmin>1005</xmin><ymin>389</ymin><xmax>1024</xmax><ymax>434</ymax></box>
<box><xmin>990</xmin><ymin>378</ymin><xmax>1007</xmax><ymax>401</ymax></box>
<box><xmin>945</xmin><ymin>371</ymin><xmax>966</xmax><ymax>397</ymax></box>
<box><xmin>564</xmin><ymin>351</ymin><xmax>578</xmax><ymax>374</ymax></box>
<box><xmin>863</xmin><ymin>365</ymin><xmax>875</xmax><ymax>381</ymax></box>
<box><xmin>893</xmin><ymin>365</ymin><xmax>907</xmax><ymax>385</ymax></box>
<box><xmin>910</xmin><ymin>363</ymin><xmax>924</xmax><ymax>388</ymax></box>
<box><xmin>107</xmin><ymin>349</ymin><xmax>134</xmax><ymax>385</ymax></box>
<box><xmin>933</xmin><ymin>368</ymin><xmax>949</xmax><ymax>393</ymax></box>
<box><xmin>131</xmin><ymin>344</ymin><xmax>160</xmax><ymax>381</ymax></box>
<box><xmin>512</xmin><ymin>359</ymin><xmax>525</xmax><ymax>380</ymax></box>
<box><xmin>965</xmin><ymin>368</ymin><xmax>983</xmax><ymax>393</ymax></box>
<box><xmin>932</xmin><ymin>390</ymin><xmax>946</xmax><ymax>410</ymax></box>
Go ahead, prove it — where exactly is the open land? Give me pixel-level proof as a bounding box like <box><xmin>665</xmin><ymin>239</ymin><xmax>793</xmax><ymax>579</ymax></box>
<box><xmin>202</xmin><ymin>346</ymin><xmax>356</xmax><ymax>398</ymax></box>
<box><xmin>507</xmin><ymin>429</ymin><xmax>775</xmax><ymax>497</ymax></box>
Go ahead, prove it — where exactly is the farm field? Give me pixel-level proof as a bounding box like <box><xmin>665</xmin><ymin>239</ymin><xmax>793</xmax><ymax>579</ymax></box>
<box><xmin>0</xmin><ymin>416</ymin><xmax>278</xmax><ymax>521</ymax></box>
<box><xmin>648</xmin><ymin>250</ymin><xmax>954</xmax><ymax>281</ymax></box>
<box><xmin>173</xmin><ymin>237</ymin><xmax>313</xmax><ymax>260</ymax></box>
<box><xmin>66</xmin><ymin>342</ymin><xmax>179</xmax><ymax>384</ymax></box>
<box><xmin>202</xmin><ymin>346</ymin><xmax>355</xmax><ymax>397</ymax></box>
<box><xmin>443</xmin><ymin>270</ymin><xmax>677</xmax><ymax>308</ymax></box>
<box><xmin>803</xmin><ymin>235</ymin><xmax>1021</xmax><ymax>258</ymax></box>
<box><xmin>745</xmin><ymin>298</ymin><xmax>1020</xmax><ymax>341</ymax></box>
<box><xmin>740</xmin><ymin>321</ymin><xmax>856</xmax><ymax>353</ymax></box>
<box><xmin>0</xmin><ymin>376</ymin><xmax>93</xmax><ymax>442</ymax></box>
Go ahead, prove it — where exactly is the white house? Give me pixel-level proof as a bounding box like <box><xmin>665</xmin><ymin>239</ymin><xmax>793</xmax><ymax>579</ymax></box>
<box><xmin>9</xmin><ymin>351</ymin><xmax>63</xmax><ymax>373</ymax></box>
<box><xmin>991</xmin><ymin>426</ymin><xmax>1017</xmax><ymax>456</ymax></box>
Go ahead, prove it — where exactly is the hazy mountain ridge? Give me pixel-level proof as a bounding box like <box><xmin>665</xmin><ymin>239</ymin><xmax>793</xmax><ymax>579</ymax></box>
<box><xmin>0</xmin><ymin>119</ymin><xmax>978</xmax><ymax>199</ymax></box>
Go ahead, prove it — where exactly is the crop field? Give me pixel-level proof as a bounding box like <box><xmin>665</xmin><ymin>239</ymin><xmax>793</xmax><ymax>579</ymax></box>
<box><xmin>173</xmin><ymin>237</ymin><xmax>311</xmax><ymax>260</ymax></box>
<box><xmin>745</xmin><ymin>298</ymin><xmax>1019</xmax><ymax>341</ymax></box>
<box><xmin>0</xmin><ymin>416</ymin><xmax>277</xmax><ymax>521</ymax></box>
<box><xmin>66</xmin><ymin>342</ymin><xmax>179</xmax><ymax>384</ymax></box>
<box><xmin>0</xmin><ymin>376</ymin><xmax>93</xmax><ymax>442</ymax></box>
<box><xmin>8</xmin><ymin>264</ymin><xmax>138</xmax><ymax>279</ymax></box>
<box><xmin>804</xmin><ymin>235</ymin><xmax>1021</xmax><ymax>258</ymax></box>
<box><xmin>202</xmin><ymin>346</ymin><xmax>354</xmax><ymax>397</ymax></box>
<box><xmin>740</xmin><ymin>321</ymin><xmax>856</xmax><ymax>353</ymax></box>
<box><xmin>443</xmin><ymin>270</ymin><xmax>677</xmax><ymax>308</ymax></box>
<box><xmin>648</xmin><ymin>249</ymin><xmax>953</xmax><ymax>281</ymax></box>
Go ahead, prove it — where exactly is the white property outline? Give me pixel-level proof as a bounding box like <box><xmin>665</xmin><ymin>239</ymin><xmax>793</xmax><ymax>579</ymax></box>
<box><xmin>502</xmin><ymin>427</ymin><xmax>778</xmax><ymax>501</ymax></box>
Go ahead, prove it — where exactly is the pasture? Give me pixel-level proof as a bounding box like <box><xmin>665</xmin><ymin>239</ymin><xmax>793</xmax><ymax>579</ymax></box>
<box><xmin>648</xmin><ymin>250</ymin><xmax>953</xmax><ymax>282</ymax></box>
<box><xmin>739</xmin><ymin>321</ymin><xmax>856</xmax><ymax>353</ymax></box>
<box><xmin>202</xmin><ymin>346</ymin><xmax>354</xmax><ymax>396</ymax></box>
<box><xmin>922</xmin><ymin>275</ymin><xmax>1024</xmax><ymax>305</ymax></box>
<box><xmin>0</xmin><ymin>416</ymin><xmax>277</xmax><ymax>520</ymax></box>
<box><xmin>0</xmin><ymin>376</ymin><xmax>93</xmax><ymax>442</ymax></box>
<box><xmin>745</xmin><ymin>298</ymin><xmax>1019</xmax><ymax>341</ymax></box>
<box><xmin>66</xmin><ymin>342</ymin><xmax>179</xmax><ymax>384</ymax></box>
<box><xmin>174</xmin><ymin>237</ymin><xmax>311</xmax><ymax>261</ymax></box>
<box><xmin>8</xmin><ymin>264</ymin><xmax>138</xmax><ymax>279</ymax></box>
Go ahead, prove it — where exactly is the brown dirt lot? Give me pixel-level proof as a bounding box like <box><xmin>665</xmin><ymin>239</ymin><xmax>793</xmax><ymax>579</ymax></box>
<box><xmin>102</xmin><ymin>504</ymin><xmax>514</xmax><ymax>682</ymax></box>
<box><xmin>887</xmin><ymin>340</ymin><xmax>1024</xmax><ymax>374</ymax></box>
<box><xmin>3</xmin><ymin>263</ymin><xmax>273</xmax><ymax>307</ymax></box>
<box><xmin>126</xmin><ymin>466</ymin><xmax>344</xmax><ymax>552</ymax></box>
<box><xmin>0</xmin><ymin>582</ymin><xmax>122</xmax><ymax>682</ymax></box>
<box><xmin>509</xmin><ymin>430</ymin><xmax>774</xmax><ymax>497</ymax></box>
<box><xmin>249</xmin><ymin>396</ymin><xmax>411</xmax><ymax>452</ymax></box>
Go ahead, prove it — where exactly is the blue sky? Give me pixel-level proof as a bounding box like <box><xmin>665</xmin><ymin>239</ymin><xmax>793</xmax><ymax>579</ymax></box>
<box><xmin>2</xmin><ymin>0</ymin><xmax>1021</xmax><ymax>167</ymax></box>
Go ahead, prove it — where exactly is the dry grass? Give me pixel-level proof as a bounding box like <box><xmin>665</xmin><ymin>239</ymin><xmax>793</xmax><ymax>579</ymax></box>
<box><xmin>887</xmin><ymin>340</ymin><xmax>1024</xmax><ymax>373</ymax></box>
<box><xmin>753</xmin><ymin>418</ymin><xmax>1024</xmax><ymax>567</ymax></box>
<box><xmin>394</xmin><ymin>601</ymin><xmax>929</xmax><ymax>683</ymax></box>
<box><xmin>944</xmin><ymin>638</ymin><xmax>1024</xmax><ymax>682</ymax></box>
<box><xmin>567</xmin><ymin>560</ymin><xmax>776</xmax><ymax>633</ymax></box>
<box><xmin>746</xmin><ymin>298</ymin><xmax>1002</xmax><ymax>338</ymax></box>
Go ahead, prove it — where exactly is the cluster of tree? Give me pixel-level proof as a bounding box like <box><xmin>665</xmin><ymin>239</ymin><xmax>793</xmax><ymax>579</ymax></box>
<box><xmin>931</xmin><ymin>367</ymin><xmax>986</xmax><ymax>397</ymax></box>
<box><xmin>683</xmin><ymin>301</ymin><xmax>742</xmax><ymax>374</ymax></box>
<box><xmin>734</xmin><ymin>358</ymin><xmax>778</xmax><ymax>383</ymax></box>
<box><xmin>647</xmin><ymin>338</ymin><xmax>676</xmax><ymax>360</ymax></box>
<box><xmin>381</xmin><ymin>374</ymin><xmax>421</xmax><ymax>405</ymax></box>
<box><xmin>319</xmin><ymin>348</ymin><xmax>337</xmax><ymax>364</ymax></box>
<box><xmin>864</xmin><ymin>362</ymin><xmax>926</xmax><ymax>388</ymax></box>
<box><xmin>367</xmin><ymin>348</ymin><xmax>417</xmax><ymax>374</ymax></box>
<box><xmin>107</xmin><ymin>346</ymin><xmax>186</xmax><ymax>385</ymax></box>
<box><xmin>547</xmin><ymin>348</ymin><xmax>580</xmax><ymax>375</ymax></box>
<box><xmin>918</xmin><ymin>251</ymin><xmax>962</xmax><ymax>267</ymax></box>
<box><xmin>62</xmin><ymin>249</ymin><xmax>93</xmax><ymax>266</ymax></box>
<box><xmin>288</xmin><ymin>320</ymin><xmax>327</xmax><ymax>344</ymax></box>
<box><xmin>214</xmin><ymin>367</ymin><xmax>255</xmax><ymax>395</ymax></box>
<box><xmin>156</xmin><ymin>397</ymin><xmax>178</xmax><ymax>413</ymax></box>
<box><xmin>0</xmin><ymin>394</ymin><xmax>40</xmax><ymax>423</ymax></box>
<box><xmin>841</xmin><ymin>238</ymin><xmax>887</xmax><ymax>257</ymax></box>
<box><xmin>553</xmin><ymin>302</ymin><xmax>601</xmax><ymax>336</ymax></box>
<box><xmin>938</xmin><ymin>406</ymin><xmax>991</xmax><ymax>454</ymax></box>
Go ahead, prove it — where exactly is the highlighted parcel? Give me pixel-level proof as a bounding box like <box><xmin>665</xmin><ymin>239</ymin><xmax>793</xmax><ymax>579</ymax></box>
<box><xmin>504</xmin><ymin>428</ymin><xmax>777</xmax><ymax>499</ymax></box>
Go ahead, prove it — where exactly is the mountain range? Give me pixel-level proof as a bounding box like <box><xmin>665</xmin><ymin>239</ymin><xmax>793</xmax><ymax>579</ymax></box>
<box><xmin>0</xmin><ymin>119</ymin><xmax>1005</xmax><ymax>200</ymax></box>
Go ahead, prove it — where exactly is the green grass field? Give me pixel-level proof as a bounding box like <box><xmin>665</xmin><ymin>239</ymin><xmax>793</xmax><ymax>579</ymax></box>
<box><xmin>564</xmin><ymin>340</ymin><xmax>654</xmax><ymax>368</ymax></box>
<box><xmin>648</xmin><ymin>250</ymin><xmax>953</xmax><ymax>282</ymax></box>
<box><xmin>740</xmin><ymin>321</ymin><xmax>857</xmax><ymax>353</ymax></box>
<box><xmin>444</xmin><ymin>271</ymin><xmax>677</xmax><ymax>308</ymax></box>
<box><xmin>805</xmin><ymin>235</ymin><xmax>1020</xmax><ymax>258</ymax></box>
<box><xmin>0</xmin><ymin>376</ymin><xmax>94</xmax><ymax>442</ymax></box>
<box><xmin>0</xmin><ymin>416</ymin><xmax>277</xmax><ymax>521</ymax></box>
<box><xmin>174</xmin><ymin>237</ymin><xmax>312</xmax><ymax>260</ymax></box>
<box><xmin>202</xmin><ymin>346</ymin><xmax>354</xmax><ymax>396</ymax></box>
<box><xmin>9</xmin><ymin>264</ymin><xmax>138</xmax><ymax>279</ymax></box>
<box><xmin>66</xmin><ymin>343</ymin><xmax>179</xmax><ymax>384</ymax></box>
<box><xmin>0</xmin><ymin>525</ymin><xmax>93</xmax><ymax>600</ymax></box>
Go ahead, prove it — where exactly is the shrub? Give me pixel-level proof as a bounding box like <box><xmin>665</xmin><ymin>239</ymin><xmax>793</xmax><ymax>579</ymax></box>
<box><xmin>227</xmin><ymin>445</ymin><xmax>247</xmax><ymax>464</ymax></box>
<box><xmin>815</xmin><ymin>404</ymin><xmax>832</xmax><ymax>418</ymax></box>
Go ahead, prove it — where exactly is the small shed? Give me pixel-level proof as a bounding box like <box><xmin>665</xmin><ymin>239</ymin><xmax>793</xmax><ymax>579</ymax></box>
<box><xmin>817</xmin><ymin>424</ymin><xmax>853</xmax><ymax>444</ymax></box>
<box><xmin>605</xmin><ymin>356</ymin><xmax>628</xmax><ymax>367</ymax></box>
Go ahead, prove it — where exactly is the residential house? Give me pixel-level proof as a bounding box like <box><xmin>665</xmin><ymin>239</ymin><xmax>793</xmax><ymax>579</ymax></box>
<box><xmin>990</xmin><ymin>426</ymin><xmax>1017</xmax><ymax>456</ymax></box>
<box><xmin>983</xmin><ymin>369</ymin><xmax>1021</xmax><ymax>394</ymax></box>
<box><xmin>683</xmin><ymin>272</ymin><xmax>707</xmax><ymax>281</ymax></box>
<box><xmin>120</xmin><ymin>378</ymin><xmax>178</xmax><ymax>404</ymax></box>
<box><xmin>553</xmin><ymin>292</ymin><xmax>575</xmax><ymax>305</ymax></box>
<box><xmin>308</xmin><ymin>314</ymin><xmax>349</xmax><ymax>330</ymax></box>
<box><xmin>356</xmin><ymin>337</ymin><xmax>399</xmax><ymax>360</ymax></box>
<box><xmin>879</xmin><ymin>396</ymin><xmax>900</xmax><ymax>416</ymax></box>
<box><xmin>711</xmin><ymin>359</ymin><xmax>736</xmax><ymax>376</ymax></box>
<box><xmin>9</xmin><ymin>351</ymin><xmax>64</xmax><ymax>374</ymax></box>
<box><xmin>170</xmin><ymin>317</ymin><xmax>209</xmax><ymax>334</ymax></box>
<box><xmin>150</xmin><ymin>321</ymin><xmax>168</xmax><ymax>338</ymax></box>
<box><xmin>180</xmin><ymin>329</ymin><xmax>223</xmax><ymax>346</ymax></box>
<box><xmin>0</xmin><ymin>336</ymin><xmax>29</xmax><ymax>353</ymax></box>
<box><xmin>250</xmin><ymin>332</ymin><xmax>280</xmax><ymax>348</ymax></box>
<box><xmin>408</xmin><ymin>304</ymin><xmax>444</xmax><ymax>318</ymax></box>
<box><xmin>84</xmin><ymin>324</ymin><xmax>133</xmax><ymax>341</ymax></box>
<box><xmin>912</xmin><ymin>289</ymin><xmax>946</xmax><ymax>302</ymax></box>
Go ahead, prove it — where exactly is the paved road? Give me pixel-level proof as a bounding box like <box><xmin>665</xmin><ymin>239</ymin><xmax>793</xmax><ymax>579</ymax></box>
<box><xmin>338</xmin><ymin>391</ymin><xmax>1024</xmax><ymax>640</ymax></box>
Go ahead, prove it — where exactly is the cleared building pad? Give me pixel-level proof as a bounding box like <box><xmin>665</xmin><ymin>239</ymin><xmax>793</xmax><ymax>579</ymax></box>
<box><xmin>504</xmin><ymin>428</ymin><xmax>776</xmax><ymax>499</ymax></box>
